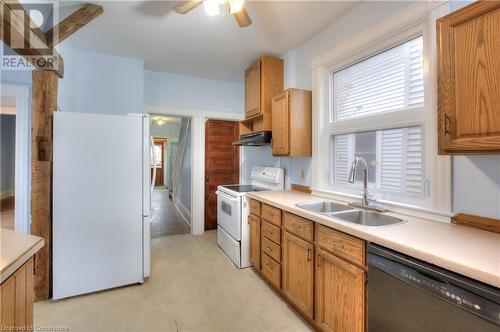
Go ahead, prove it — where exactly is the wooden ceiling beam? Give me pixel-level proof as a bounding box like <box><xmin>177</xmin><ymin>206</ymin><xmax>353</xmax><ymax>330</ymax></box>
<box><xmin>0</xmin><ymin>0</ymin><xmax>64</xmax><ymax>77</ymax></box>
<box><xmin>46</xmin><ymin>3</ymin><xmax>103</xmax><ymax>48</ymax></box>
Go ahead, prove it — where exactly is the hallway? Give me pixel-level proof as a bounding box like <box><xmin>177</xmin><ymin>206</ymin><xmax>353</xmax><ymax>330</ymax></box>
<box><xmin>151</xmin><ymin>188</ymin><xmax>190</xmax><ymax>238</ymax></box>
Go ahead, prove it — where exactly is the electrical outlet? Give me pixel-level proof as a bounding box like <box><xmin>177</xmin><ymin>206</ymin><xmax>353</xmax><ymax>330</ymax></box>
<box><xmin>300</xmin><ymin>169</ymin><xmax>305</xmax><ymax>180</ymax></box>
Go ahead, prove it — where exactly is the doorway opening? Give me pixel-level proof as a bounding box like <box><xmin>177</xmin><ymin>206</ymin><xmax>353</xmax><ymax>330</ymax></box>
<box><xmin>0</xmin><ymin>98</ymin><xmax>16</xmax><ymax>230</ymax></box>
<box><xmin>149</xmin><ymin>114</ymin><xmax>191</xmax><ymax>238</ymax></box>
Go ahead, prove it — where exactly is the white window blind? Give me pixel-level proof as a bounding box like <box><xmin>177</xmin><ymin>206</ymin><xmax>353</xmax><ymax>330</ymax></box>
<box><xmin>333</xmin><ymin>126</ymin><xmax>423</xmax><ymax>197</ymax></box>
<box><xmin>332</xmin><ymin>36</ymin><xmax>424</xmax><ymax>121</ymax></box>
<box><xmin>334</xmin><ymin>135</ymin><xmax>352</xmax><ymax>185</ymax></box>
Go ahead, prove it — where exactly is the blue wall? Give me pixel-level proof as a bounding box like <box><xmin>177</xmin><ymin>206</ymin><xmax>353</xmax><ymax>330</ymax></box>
<box><xmin>75</xmin><ymin>51</ymin><xmax>143</xmax><ymax>115</ymax></box>
<box><xmin>1</xmin><ymin>115</ymin><xmax>16</xmax><ymax>196</ymax></box>
<box><xmin>144</xmin><ymin>70</ymin><xmax>243</xmax><ymax>113</ymax></box>
<box><xmin>57</xmin><ymin>41</ymin><xmax>144</xmax><ymax>116</ymax></box>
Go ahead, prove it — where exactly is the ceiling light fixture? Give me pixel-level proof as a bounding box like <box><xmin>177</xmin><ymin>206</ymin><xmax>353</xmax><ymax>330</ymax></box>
<box><xmin>204</xmin><ymin>0</ymin><xmax>245</xmax><ymax>17</ymax></box>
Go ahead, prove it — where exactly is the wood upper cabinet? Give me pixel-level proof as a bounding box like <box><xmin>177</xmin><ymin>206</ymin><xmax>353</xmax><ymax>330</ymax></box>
<box><xmin>272</xmin><ymin>89</ymin><xmax>312</xmax><ymax>157</ymax></box>
<box><xmin>245</xmin><ymin>61</ymin><xmax>261</xmax><ymax>118</ymax></box>
<box><xmin>244</xmin><ymin>56</ymin><xmax>284</xmax><ymax>119</ymax></box>
<box><xmin>315</xmin><ymin>248</ymin><xmax>365</xmax><ymax>332</ymax></box>
<box><xmin>437</xmin><ymin>2</ymin><xmax>500</xmax><ymax>154</ymax></box>
<box><xmin>282</xmin><ymin>231</ymin><xmax>314</xmax><ymax>319</ymax></box>
<box><xmin>248</xmin><ymin>213</ymin><xmax>261</xmax><ymax>270</ymax></box>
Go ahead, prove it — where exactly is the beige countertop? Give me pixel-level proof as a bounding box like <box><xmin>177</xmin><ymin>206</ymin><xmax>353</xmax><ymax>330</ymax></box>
<box><xmin>247</xmin><ymin>190</ymin><xmax>500</xmax><ymax>288</ymax></box>
<box><xmin>1</xmin><ymin>228</ymin><xmax>44</xmax><ymax>283</ymax></box>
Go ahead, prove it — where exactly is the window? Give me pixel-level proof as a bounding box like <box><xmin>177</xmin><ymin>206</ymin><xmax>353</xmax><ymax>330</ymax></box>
<box><xmin>332</xmin><ymin>36</ymin><xmax>424</xmax><ymax>121</ymax></box>
<box><xmin>326</xmin><ymin>36</ymin><xmax>425</xmax><ymax>202</ymax></box>
<box><xmin>331</xmin><ymin>126</ymin><xmax>423</xmax><ymax>198</ymax></box>
<box><xmin>312</xmin><ymin>4</ymin><xmax>451</xmax><ymax>219</ymax></box>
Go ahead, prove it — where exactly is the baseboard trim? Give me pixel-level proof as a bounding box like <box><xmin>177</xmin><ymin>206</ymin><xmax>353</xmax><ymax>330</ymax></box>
<box><xmin>174</xmin><ymin>198</ymin><xmax>192</xmax><ymax>227</ymax></box>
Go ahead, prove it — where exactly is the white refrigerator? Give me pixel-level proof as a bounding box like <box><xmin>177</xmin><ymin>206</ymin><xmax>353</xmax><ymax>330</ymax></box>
<box><xmin>53</xmin><ymin>112</ymin><xmax>151</xmax><ymax>300</ymax></box>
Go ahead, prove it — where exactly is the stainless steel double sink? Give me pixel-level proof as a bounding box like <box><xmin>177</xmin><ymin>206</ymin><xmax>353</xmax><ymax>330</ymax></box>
<box><xmin>295</xmin><ymin>201</ymin><xmax>405</xmax><ymax>226</ymax></box>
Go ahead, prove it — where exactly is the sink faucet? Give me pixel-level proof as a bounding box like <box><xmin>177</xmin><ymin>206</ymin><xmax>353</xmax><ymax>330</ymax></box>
<box><xmin>348</xmin><ymin>156</ymin><xmax>388</xmax><ymax>212</ymax></box>
<box><xmin>348</xmin><ymin>156</ymin><xmax>369</xmax><ymax>206</ymax></box>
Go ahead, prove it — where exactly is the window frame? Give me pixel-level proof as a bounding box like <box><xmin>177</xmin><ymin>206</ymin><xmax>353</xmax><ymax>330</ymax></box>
<box><xmin>312</xmin><ymin>3</ymin><xmax>451</xmax><ymax>221</ymax></box>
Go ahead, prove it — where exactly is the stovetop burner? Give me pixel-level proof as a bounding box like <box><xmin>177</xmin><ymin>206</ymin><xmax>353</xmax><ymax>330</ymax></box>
<box><xmin>221</xmin><ymin>184</ymin><xmax>269</xmax><ymax>193</ymax></box>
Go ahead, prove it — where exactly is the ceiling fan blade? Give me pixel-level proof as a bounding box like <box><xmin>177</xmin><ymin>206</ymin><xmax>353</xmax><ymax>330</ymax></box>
<box><xmin>233</xmin><ymin>7</ymin><xmax>252</xmax><ymax>28</ymax></box>
<box><xmin>174</xmin><ymin>0</ymin><xmax>203</xmax><ymax>14</ymax></box>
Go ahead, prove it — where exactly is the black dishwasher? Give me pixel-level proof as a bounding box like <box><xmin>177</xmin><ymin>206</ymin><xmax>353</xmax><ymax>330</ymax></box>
<box><xmin>368</xmin><ymin>244</ymin><xmax>500</xmax><ymax>332</ymax></box>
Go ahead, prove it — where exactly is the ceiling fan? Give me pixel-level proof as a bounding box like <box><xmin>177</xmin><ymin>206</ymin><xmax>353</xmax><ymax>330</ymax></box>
<box><xmin>174</xmin><ymin>0</ymin><xmax>252</xmax><ymax>28</ymax></box>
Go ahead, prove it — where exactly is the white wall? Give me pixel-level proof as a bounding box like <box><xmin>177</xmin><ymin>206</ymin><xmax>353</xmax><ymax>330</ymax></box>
<box><xmin>144</xmin><ymin>70</ymin><xmax>243</xmax><ymax>113</ymax></box>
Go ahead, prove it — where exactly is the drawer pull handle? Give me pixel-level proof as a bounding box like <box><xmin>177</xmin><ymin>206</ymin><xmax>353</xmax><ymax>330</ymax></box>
<box><xmin>307</xmin><ymin>248</ymin><xmax>312</xmax><ymax>262</ymax></box>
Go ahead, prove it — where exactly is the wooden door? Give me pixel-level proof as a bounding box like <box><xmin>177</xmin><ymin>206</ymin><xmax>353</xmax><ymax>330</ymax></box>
<box><xmin>282</xmin><ymin>231</ymin><xmax>314</xmax><ymax>319</ymax></box>
<box><xmin>272</xmin><ymin>91</ymin><xmax>290</xmax><ymax>156</ymax></box>
<box><xmin>315</xmin><ymin>248</ymin><xmax>365</xmax><ymax>332</ymax></box>
<box><xmin>204</xmin><ymin>120</ymin><xmax>240</xmax><ymax>230</ymax></box>
<box><xmin>245</xmin><ymin>61</ymin><xmax>261</xmax><ymax>118</ymax></box>
<box><xmin>153</xmin><ymin>139</ymin><xmax>165</xmax><ymax>186</ymax></box>
<box><xmin>437</xmin><ymin>2</ymin><xmax>500</xmax><ymax>154</ymax></box>
<box><xmin>249</xmin><ymin>214</ymin><xmax>261</xmax><ymax>269</ymax></box>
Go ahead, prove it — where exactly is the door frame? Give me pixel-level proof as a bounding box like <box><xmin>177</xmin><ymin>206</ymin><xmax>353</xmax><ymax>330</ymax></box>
<box><xmin>1</xmin><ymin>83</ymin><xmax>31</xmax><ymax>233</ymax></box>
<box><xmin>145</xmin><ymin>105</ymin><xmax>243</xmax><ymax>235</ymax></box>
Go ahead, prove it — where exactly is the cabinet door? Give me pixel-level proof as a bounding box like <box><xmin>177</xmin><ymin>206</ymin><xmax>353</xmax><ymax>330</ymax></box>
<box><xmin>315</xmin><ymin>248</ymin><xmax>365</xmax><ymax>332</ymax></box>
<box><xmin>248</xmin><ymin>214</ymin><xmax>261</xmax><ymax>269</ymax></box>
<box><xmin>282</xmin><ymin>231</ymin><xmax>314</xmax><ymax>319</ymax></box>
<box><xmin>245</xmin><ymin>61</ymin><xmax>261</xmax><ymax>118</ymax></box>
<box><xmin>0</xmin><ymin>258</ymin><xmax>33</xmax><ymax>329</ymax></box>
<box><xmin>437</xmin><ymin>2</ymin><xmax>500</xmax><ymax>154</ymax></box>
<box><xmin>272</xmin><ymin>91</ymin><xmax>290</xmax><ymax>156</ymax></box>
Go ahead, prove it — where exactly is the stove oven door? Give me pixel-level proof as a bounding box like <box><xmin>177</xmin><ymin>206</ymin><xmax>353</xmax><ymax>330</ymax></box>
<box><xmin>216</xmin><ymin>190</ymin><xmax>241</xmax><ymax>241</ymax></box>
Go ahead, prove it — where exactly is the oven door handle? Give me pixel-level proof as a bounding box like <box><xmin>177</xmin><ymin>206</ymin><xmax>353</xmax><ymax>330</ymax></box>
<box><xmin>216</xmin><ymin>191</ymin><xmax>238</xmax><ymax>203</ymax></box>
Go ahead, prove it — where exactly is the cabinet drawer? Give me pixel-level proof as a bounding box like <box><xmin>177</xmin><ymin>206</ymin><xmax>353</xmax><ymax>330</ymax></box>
<box><xmin>261</xmin><ymin>252</ymin><xmax>281</xmax><ymax>289</ymax></box>
<box><xmin>283</xmin><ymin>212</ymin><xmax>313</xmax><ymax>242</ymax></box>
<box><xmin>261</xmin><ymin>204</ymin><xmax>281</xmax><ymax>226</ymax></box>
<box><xmin>249</xmin><ymin>199</ymin><xmax>261</xmax><ymax>216</ymax></box>
<box><xmin>261</xmin><ymin>235</ymin><xmax>281</xmax><ymax>262</ymax></box>
<box><xmin>262</xmin><ymin>221</ymin><xmax>281</xmax><ymax>245</ymax></box>
<box><xmin>317</xmin><ymin>225</ymin><xmax>365</xmax><ymax>267</ymax></box>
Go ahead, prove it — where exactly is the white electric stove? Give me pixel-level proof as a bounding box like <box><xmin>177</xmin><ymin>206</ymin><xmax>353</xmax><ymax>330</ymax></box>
<box><xmin>216</xmin><ymin>167</ymin><xmax>284</xmax><ymax>268</ymax></box>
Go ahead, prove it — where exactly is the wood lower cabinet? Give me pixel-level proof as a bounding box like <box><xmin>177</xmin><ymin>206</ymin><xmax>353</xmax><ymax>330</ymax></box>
<box><xmin>0</xmin><ymin>258</ymin><xmax>34</xmax><ymax>330</ymax></box>
<box><xmin>248</xmin><ymin>201</ymin><xmax>367</xmax><ymax>331</ymax></box>
<box><xmin>248</xmin><ymin>213</ymin><xmax>261</xmax><ymax>270</ymax></box>
<box><xmin>437</xmin><ymin>1</ymin><xmax>500</xmax><ymax>154</ymax></box>
<box><xmin>315</xmin><ymin>248</ymin><xmax>365</xmax><ymax>332</ymax></box>
<box><xmin>282</xmin><ymin>231</ymin><xmax>314</xmax><ymax>319</ymax></box>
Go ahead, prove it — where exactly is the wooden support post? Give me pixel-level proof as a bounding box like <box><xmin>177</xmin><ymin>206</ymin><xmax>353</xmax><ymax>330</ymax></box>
<box><xmin>30</xmin><ymin>71</ymin><xmax>57</xmax><ymax>301</ymax></box>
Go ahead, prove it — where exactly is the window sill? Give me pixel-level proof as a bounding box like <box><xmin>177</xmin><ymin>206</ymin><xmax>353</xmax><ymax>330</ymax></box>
<box><xmin>311</xmin><ymin>188</ymin><xmax>453</xmax><ymax>223</ymax></box>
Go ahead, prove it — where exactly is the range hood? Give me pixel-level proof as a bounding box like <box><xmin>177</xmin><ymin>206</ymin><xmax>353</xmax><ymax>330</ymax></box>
<box><xmin>233</xmin><ymin>131</ymin><xmax>272</xmax><ymax>146</ymax></box>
